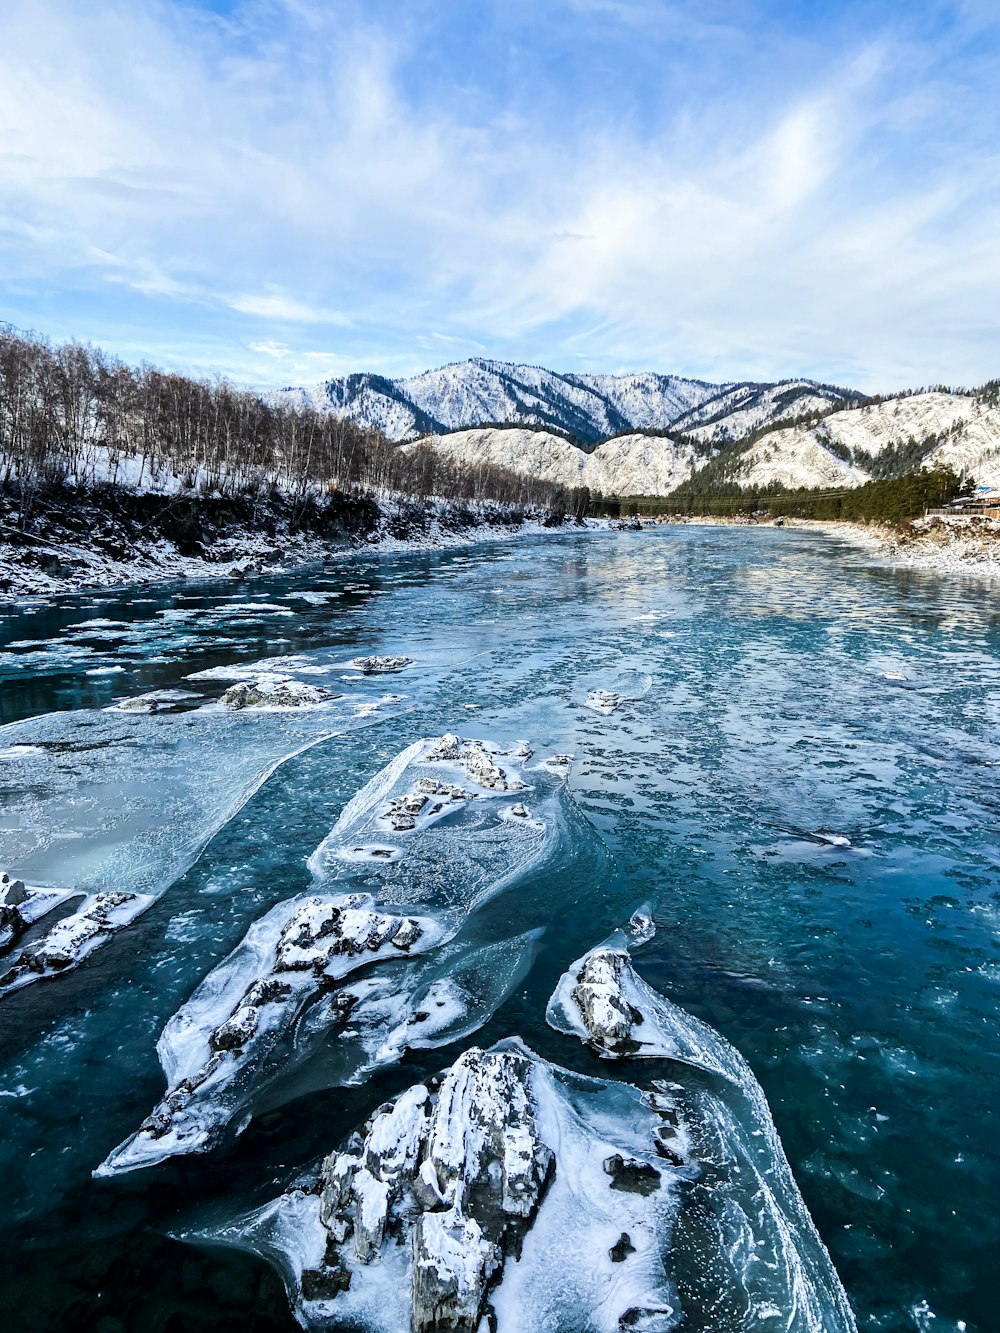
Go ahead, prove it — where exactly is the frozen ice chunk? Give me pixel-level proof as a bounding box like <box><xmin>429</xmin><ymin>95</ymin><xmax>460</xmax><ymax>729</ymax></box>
<box><xmin>97</xmin><ymin>893</ymin><xmax>442</xmax><ymax>1175</ymax></box>
<box><xmin>0</xmin><ymin>693</ymin><xmax>407</xmax><ymax>998</ymax></box>
<box><xmin>308</xmin><ymin>736</ymin><xmax>555</xmax><ymax>922</ymax></box>
<box><xmin>547</xmin><ymin>936</ymin><xmax>859</xmax><ymax>1333</ymax></box>
<box><xmin>585</xmin><ymin>688</ymin><xmax>620</xmax><ymax>714</ymax></box>
<box><xmin>184</xmin><ymin>1040</ymin><xmax>686</xmax><ymax>1333</ymax></box>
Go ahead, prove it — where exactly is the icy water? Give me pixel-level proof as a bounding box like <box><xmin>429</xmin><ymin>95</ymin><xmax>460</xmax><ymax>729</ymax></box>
<box><xmin>0</xmin><ymin>526</ymin><xmax>997</xmax><ymax>1333</ymax></box>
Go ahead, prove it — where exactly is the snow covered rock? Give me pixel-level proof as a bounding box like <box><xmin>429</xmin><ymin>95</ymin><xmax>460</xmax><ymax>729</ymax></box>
<box><xmin>546</xmin><ymin>928</ymin><xmax>860</xmax><ymax>1333</ymax></box>
<box><xmin>221</xmin><ymin>675</ymin><xmax>336</xmax><ymax>709</ymax></box>
<box><xmin>193</xmin><ymin>1040</ymin><xmax>694</xmax><ymax>1333</ymax></box>
<box><xmin>0</xmin><ymin>891</ymin><xmax>150</xmax><ymax>992</ymax></box>
<box><xmin>97</xmin><ymin>893</ymin><xmax>441</xmax><ymax>1174</ymax></box>
<box><xmin>567</xmin><ymin>950</ymin><xmax>649</xmax><ymax>1056</ymax></box>
<box><xmin>113</xmin><ymin>689</ymin><xmax>200</xmax><ymax>714</ymax></box>
<box><xmin>0</xmin><ymin>873</ymin><xmax>81</xmax><ymax>953</ymax></box>
<box><xmin>351</xmin><ymin>656</ymin><xmax>413</xmax><ymax>675</ymax></box>
<box><xmin>100</xmin><ymin>735</ymin><xmax>561</xmax><ymax>1175</ymax></box>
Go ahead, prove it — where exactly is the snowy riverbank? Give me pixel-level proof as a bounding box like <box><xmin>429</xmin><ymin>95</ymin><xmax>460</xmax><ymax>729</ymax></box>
<box><xmin>0</xmin><ymin>484</ymin><xmax>589</xmax><ymax>600</ymax></box>
<box><xmin>682</xmin><ymin>512</ymin><xmax>1000</xmax><ymax>580</ymax></box>
<box><xmin>792</xmin><ymin>515</ymin><xmax>1000</xmax><ymax>580</ymax></box>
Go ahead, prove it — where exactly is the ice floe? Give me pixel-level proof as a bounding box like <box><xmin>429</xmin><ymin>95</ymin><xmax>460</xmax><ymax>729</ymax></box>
<box><xmin>308</xmin><ymin>734</ymin><xmax>541</xmax><ymax>889</ymax></box>
<box><xmin>546</xmin><ymin>925</ymin><xmax>859</xmax><ymax>1333</ymax></box>
<box><xmin>97</xmin><ymin>893</ymin><xmax>443</xmax><ymax>1174</ymax></box>
<box><xmin>585</xmin><ymin>688</ymin><xmax>620</xmax><ymax>714</ymax></box>
<box><xmin>0</xmin><ymin>694</ymin><xmax>410</xmax><ymax>998</ymax></box>
<box><xmin>98</xmin><ymin>735</ymin><xmax>562</xmax><ymax>1173</ymax></box>
<box><xmin>183</xmin><ymin>1040</ymin><xmax>687</xmax><ymax>1333</ymax></box>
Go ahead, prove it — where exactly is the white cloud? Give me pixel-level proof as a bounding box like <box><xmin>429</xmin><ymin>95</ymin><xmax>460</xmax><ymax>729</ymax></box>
<box><xmin>0</xmin><ymin>1</ymin><xmax>998</xmax><ymax>391</ymax></box>
<box><xmin>228</xmin><ymin>293</ymin><xmax>351</xmax><ymax>324</ymax></box>
<box><xmin>248</xmin><ymin>339</ymin><xmax>291</xmax><ymax>357</ymax></box>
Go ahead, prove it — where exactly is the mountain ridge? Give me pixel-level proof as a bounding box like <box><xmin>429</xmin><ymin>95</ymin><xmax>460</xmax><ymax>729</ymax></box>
<box><xmin>277</xmin><ymin>357</ymin><xmax>863</xmax><ymax>445</ymax></box>
<box><xmin>402</xmin><ymin>388</ymin><xmax>1000</xmax><ymax>497</ymax></box>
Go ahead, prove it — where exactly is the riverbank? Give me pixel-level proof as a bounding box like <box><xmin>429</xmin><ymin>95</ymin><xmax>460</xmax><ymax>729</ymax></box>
<box><xmin>0</xmin><ymin>483</ymin><xmax>579</xmax><ymax>600</ymax></box>
<box><xmin>681</xmin><ymin>512</ymin><xmax>1000</xmax><ymax>579</ymax></box>
<box><xmin>789</xmin><ymin>514</ymin><xmax>1000</xmax><ymax>579</ymax></box>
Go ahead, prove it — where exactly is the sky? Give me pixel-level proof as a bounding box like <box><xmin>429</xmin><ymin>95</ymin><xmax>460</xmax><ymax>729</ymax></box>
<box><xmin>1</xmin><ymin>0</ymin><xmax>999</xmax><ymax>393</ymax></box>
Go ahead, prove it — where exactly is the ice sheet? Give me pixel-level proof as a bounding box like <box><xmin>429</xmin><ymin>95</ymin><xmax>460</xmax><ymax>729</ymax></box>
<box><xmin>0</xmin><ymin>693</ymin><xmax>407</xmax><ymax>996</ymax></box>
<box><xmin>547</xmin><ymin>932</ymin><xmax>859</xmax><ymax>1332</ymax></box>
<box><xmin>97</xmin><ymin>734</ymin><xmax>562</xmax><ymax>1173</ymax></box>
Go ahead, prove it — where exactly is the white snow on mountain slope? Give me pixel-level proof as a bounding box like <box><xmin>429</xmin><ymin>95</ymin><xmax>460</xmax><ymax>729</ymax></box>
<box><xmin>727</xmin><ymin>432</ymin><xmax>871</xmax><ymax>490</ymax></box>
<box><xmin>727</xmin><ymin>392</ymin><xmax>1000</xmax><ymax>490</ymax></box>
<box><xmin>404</xmin><ymin>429</ymin><xmax>589</xmax><ymax>488</ymax></box>
<box><xmin>281</xmin><ymin>375</ymin><xmax>431</xmax><ymax>441</ymax></box>
<box><xmin>404</xmin><ymin>428</ymin><xmax>705</xmax><ymax>496</ymax></box>
<box><xmin>582</xmin><ymin>433</ymin><xmax>703</xmax><ymax>495</ymax></box>
<box><xmin>276</xmin><ymin>359</ymin><xmax>855</xmax><ymax>445</ymax></box>
<box><xmin>674</xmin><ymin>380</ymin><xmax>859</xmax><ymax>444</ymax></box>
<box><xmin>566</xmin><ymin>370</ymin><xmax>717</xmax><ymax>430</ymax></box>
<box><xmin>403</xmin><ymin>361</ymin><xmax>625</xmax><ymax>440</ymax></box>
<box><xmin>401</xmin><ymin>390</ymin><xmax>1000</xmax><ymax>496</ymax></box>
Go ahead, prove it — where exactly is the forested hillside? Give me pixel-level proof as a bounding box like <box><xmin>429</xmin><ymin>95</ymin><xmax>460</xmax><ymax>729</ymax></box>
<box><xmin>0</xmin><ymin>327</ymin><xmax>572</xmax><ymax>515</ymax></box>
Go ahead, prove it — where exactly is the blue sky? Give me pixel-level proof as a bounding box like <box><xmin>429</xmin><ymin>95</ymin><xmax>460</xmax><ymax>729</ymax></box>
<box><xmin>1</xmin><ymin>0</ymin><xmax>999</xmax><ymax>391</ymax></box>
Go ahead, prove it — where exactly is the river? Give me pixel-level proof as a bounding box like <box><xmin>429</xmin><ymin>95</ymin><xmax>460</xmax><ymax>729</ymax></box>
<box><xmin>0</xmin><ymin>525</ymin><xmax>995</xmax><ymax>1332</ymax></box>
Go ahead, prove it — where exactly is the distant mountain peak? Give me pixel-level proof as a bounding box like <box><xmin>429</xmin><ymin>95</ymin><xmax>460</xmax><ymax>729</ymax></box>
<box><xmin>275</xmin><ymin>358</ymin><xmax>862</xmax><ymax>445</ymax></box>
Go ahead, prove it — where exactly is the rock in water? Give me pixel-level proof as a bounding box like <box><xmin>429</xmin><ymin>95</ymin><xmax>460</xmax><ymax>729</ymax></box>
<box><xmin>570</xmin><ymin>949</ymin><xmax>648</xmax><ymax>1056</ymax></box>
<box><xmin>101</xmin><ymin>735</ymin><xmax>561</xmax><ymax>1177</ymax></box>
<box><xmin>0</xmin><ymin>890</ymin><xmax>150</xmax><ymax>992</ymax></box>
<box><xmin>97</xmin><ymin>893</ymin><xmax>441</xmax><ymax>1174</ymax></box>
<box><xmin>352</xmin><ymin>656</ymin><xmax>413</xmax><ymax>674</ymax></box>
<box><xmin>546</xmin><ymin>928</ymin><xmax>860</xmax><ymax>1333</ymax></box>
<box><xmin>189</xmin><ymin>1040</ymin><xmax>691</xmax><ymax>1333</ymax></box>
<box><xmin>221</xmin><ymin>675</ymin><xmax>336</xmax><ymax>709</ymax></box>
<box><xmin>0</xmin><ymin>874</ymin><xmax>81</xmax><ymax>954</ymax></box>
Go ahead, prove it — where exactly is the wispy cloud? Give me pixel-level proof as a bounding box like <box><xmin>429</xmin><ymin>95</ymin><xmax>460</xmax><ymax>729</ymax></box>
<box><xmin>0</xmin><ymin>0</ymin><xmax>998</xmax><ymax>390</ymax></box>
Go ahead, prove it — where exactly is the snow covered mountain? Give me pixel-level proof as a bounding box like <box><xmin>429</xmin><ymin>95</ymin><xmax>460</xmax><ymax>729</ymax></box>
<box><xmin>403</xmin><ymin>389</ymin><xmax>1000</xmax><ymax>497</ymax></box>
<box><xmin>278</xmin><ymin>357</ymin><xmax>1000</xmax><ymax>496</ymax></box>
<box><xmin>715</xmin><ymin>391</ymin><xmax>1000</xmax><ymax>491</ymax></box>
<box><xmin>672</xmin><ymin>380</ymin><xmax>858</xmax><ymax>443</ymax></box>
<box><xmin>402</xmin><ymin>428</ymin><xmax>705</xmax><ymax>495</ymax></box>
<box><xmin>277</xmin><ymin>358</ymin><xmax>858</xmax><ymax>445</ymax></box>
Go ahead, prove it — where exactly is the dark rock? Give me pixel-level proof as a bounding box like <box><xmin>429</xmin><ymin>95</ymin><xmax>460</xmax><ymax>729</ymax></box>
<box><xmin>300</xmin><ymin>1264</ymin><xmax>351</xmax><ymax>1302</ymax></box>
<box><xmin>1</xmin><ymin>878</ymin><xmax>27</xmax><ymax>907</ymax></box>
<box><xmin>603</xmin><ymin>1154</ymin><xmax>661</xmax><ymax>1196</ymax></box>
<box><xmin>610</xmin><ymin>1232</ymin><xmax>636</xmax><ymax>1263</ymax></box>
<box><xmin>619</xmin><ymin>1307</ymin><xmax>676</xmax><ymax>1331</ymax></box>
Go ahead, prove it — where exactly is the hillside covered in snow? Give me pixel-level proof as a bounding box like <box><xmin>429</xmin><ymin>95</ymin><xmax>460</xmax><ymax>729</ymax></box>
<box><xmin>279</xmin><ymin>358</ymin><xmax>860</xmax><ymax>445</ymax></box>
<box><xmin>404</xmin><ymin>428</ymin><xmax>708</xmax><ymax>496</ymax></box>
<box><xmin>401</xmin><ymin>387</ymin><xmax>1000</xmax><ymax>497</ymax></box>
<box><xmin>705</xmin><ymin>390</ymin><xmax>1000</xmax><ymax>492</ymax></box>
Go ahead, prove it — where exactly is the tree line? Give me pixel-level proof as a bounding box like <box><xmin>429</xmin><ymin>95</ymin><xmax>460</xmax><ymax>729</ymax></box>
<box><xmin>589</xmin><ymin>468</ymin><xmax>966</xmax><ymax>525</ymax></box>
<box><xmin>0</xmin><ymin>326</ymin><xmax>575</xmax><ymax>516</ymax></box>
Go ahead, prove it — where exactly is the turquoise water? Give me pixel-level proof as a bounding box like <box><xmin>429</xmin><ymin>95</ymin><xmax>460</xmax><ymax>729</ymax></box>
<box><xmin>0</xmin><ymin>526</ymin><xmax>997</xmax><ymax>1332</ymax></box>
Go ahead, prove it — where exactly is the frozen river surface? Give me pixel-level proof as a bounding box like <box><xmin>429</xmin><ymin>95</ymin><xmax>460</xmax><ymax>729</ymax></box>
<box><xmin>0</xmin><ymin>526</ymin><xmax>997</xmax><ymax>1332</ymax></box>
